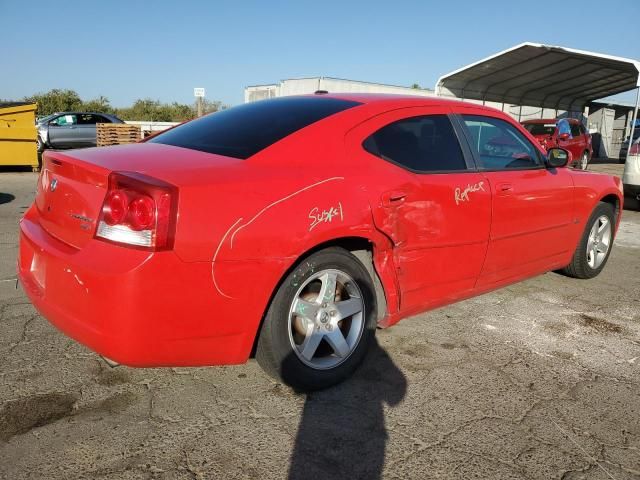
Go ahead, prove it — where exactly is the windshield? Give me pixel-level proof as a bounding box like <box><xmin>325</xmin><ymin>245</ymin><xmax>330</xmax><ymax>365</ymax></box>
<box><xmin>37</xmin><ymin>113</ymin><xmax>58</xmax><ymax>124</ymax></box>
<box><xmin>523</xmin><ymin>123</ymin><xmax>556</xmax><ymax>136</ymax></box>
<box><xmin>149</xmin><ymin>96</ymin><xmax>361</xmax><ymax>159</ymax></box>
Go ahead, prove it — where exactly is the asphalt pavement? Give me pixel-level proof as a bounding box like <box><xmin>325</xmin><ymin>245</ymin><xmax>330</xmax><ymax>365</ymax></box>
<box><xmin>1</xmin><ymin>163</ymin><xmax>638</xmax><ymax>480</ymax></box>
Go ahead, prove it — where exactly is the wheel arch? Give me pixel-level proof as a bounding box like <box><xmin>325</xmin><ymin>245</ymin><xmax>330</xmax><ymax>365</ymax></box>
<box><xmin>248</xmin><ymin>235</ymin><xmax>393</xmax><ymax>358</ymax></box>
<box><xmin>599</xmin><ymin>193</ymin><xmax>621</xmax><ymax>224</ymax></box>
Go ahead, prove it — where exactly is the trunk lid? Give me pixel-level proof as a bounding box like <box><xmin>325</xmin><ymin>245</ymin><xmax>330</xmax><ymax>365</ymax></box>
<box><xmin>36</xmin><ymin>151</ymin><xmax>110</xmax><ymax>249</ymax></box>
<box><xmin>35</xmin><ymin>143</ymin><xmax>242</xmax><ymax>249</ymax></box>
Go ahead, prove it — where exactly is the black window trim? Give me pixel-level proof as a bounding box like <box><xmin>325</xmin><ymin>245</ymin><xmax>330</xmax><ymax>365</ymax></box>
<box><xmin>453</xmin><ymin>113</ymin><xmax>548</xmax><ymax>173</ymax></box>
<box><xmin>360</xmin><ymin>113</ymin><xmax>478</xmax><ymax>175</ymax></box>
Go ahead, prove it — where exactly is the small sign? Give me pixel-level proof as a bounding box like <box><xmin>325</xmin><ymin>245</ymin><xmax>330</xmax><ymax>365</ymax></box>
<box><xmin>194</xmin><ymin>88</ymin><xmax>205</xmax><ymax>97</ymax></box>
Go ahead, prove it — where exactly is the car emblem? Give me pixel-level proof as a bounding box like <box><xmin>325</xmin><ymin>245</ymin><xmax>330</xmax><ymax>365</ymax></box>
<box><xmin>50</xmin><ymin>178</ymin><xmax>58</xmax><ymax>192</ymax></box>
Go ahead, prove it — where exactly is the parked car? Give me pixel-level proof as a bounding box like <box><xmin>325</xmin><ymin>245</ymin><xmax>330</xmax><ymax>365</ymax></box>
<box><xmin>18</xmin><ymin>95</ymin><xmax>623</xmax><ymax>390</ymax></box>
<box><xmin>618</xmin><ymin>127</ymin><xmax>640</xmax><ymax>163</ymax></box>
<box><xmin>521</xmin><ymin>118</ymin><xmax>592</xmax><ymax>170</ymax></box>
<box><xmin>622</xmin><ymin>136</ymin><xmax>640</xmax><ymax>206</ymax></box>
<box><xmin>36</xmin><ymin>112</ymin><xmax>124</xmax><ymax>152</ymax></box>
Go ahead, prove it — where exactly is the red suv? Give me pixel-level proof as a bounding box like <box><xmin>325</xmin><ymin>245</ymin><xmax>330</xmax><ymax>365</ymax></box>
<box><xmin>522</xmin><ymin>118</ymin><xmax>592</xmax><ymax>170</ymax></box>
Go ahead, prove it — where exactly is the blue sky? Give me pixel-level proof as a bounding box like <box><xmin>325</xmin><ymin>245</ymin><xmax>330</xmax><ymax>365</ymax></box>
<box><xmin>2</xmin><ymin>0</ymin><xmax>639</xmax><ymax>107</ymax></box>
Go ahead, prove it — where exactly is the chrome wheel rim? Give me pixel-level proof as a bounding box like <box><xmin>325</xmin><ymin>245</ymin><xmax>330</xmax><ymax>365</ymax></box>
<box><xmin>581</xmin><ymin>153</ymin><xmax>588</xmax><ymax>170</ymax></box>
<box><xmin>288</xmin><ymin>269</ymin><xmax>365</xmax><ymax>370</ymax></box>
<box><xmin>586</xmin><ymin>215</ymin><xmax>612</xmax><ymax>269</ymax></box>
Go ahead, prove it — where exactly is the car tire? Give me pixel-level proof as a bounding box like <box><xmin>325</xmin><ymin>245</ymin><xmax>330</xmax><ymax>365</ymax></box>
<box><xmin>579</xmin><ymin>151</ymin><xmax>589</xmax><ymax>170</ymax></box>
<box><xmin>560</xmin><ymin>202</ymin><xmax>615</xmax><ymax>279</ymax></box>
<box><xmin>255</xmin><ymin>247</ymin><xmax>377</xmax><ymax>391</ymax></box>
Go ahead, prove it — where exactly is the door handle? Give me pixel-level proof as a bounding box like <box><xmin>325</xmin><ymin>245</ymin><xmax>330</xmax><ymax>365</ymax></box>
<box><xmin>381</xmin><ymin>191</ymin><xmax>407</xmax><ymax>206</ymax></box>
<box><xmin>497</xmin><ymin>183</ymin><xmax>513</xmax><ymax>195</ymax></box>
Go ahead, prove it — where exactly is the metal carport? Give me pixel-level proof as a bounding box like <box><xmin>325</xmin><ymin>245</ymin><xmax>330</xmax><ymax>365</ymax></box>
<box><xmin>435</xmin><ymin>42</ymin><xmax>640</xmax><ymax>113</ymax></box>
<box><xmin>435</xmin><ymin>43</ymin><xmax>640</xmax><ymax>159</ymax></box>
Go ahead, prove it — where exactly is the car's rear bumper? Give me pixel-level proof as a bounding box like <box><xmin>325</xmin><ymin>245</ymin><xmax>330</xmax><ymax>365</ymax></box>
<box><xmin>17</xmin><ymin>206</ymin><xmax>261</xmax><ymax>367</ymax></box>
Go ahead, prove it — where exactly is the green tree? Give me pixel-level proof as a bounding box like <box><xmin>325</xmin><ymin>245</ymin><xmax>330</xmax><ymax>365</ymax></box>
<box><xmin>81</xmin><ymin>96</ymin><xmax>113</xmax><ymax>113</ymax></box>
<box><xmin>18</xmin><ymin>89</ymin><xmax>225</xmax><ymax>122</ymax></box>
<box><xmin>25</xmin><ymin>89</ymin><xmax>83</xmax><ymax>115</ymax></box>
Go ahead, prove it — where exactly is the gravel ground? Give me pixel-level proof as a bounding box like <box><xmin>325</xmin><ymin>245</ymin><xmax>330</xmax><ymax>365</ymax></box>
<box><xmin>1</xmin><ymin>164</ymin><xmax>639</xmax><ymax>480</ymax></box>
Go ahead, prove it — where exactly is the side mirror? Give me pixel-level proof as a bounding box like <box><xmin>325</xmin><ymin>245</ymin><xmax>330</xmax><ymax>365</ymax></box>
<box><xmin>546</xmin><ymin>147</ymin><xmax>571</xmax><ymax>168</ymax></box>
<box><xmin>558</xmin><ymin>132</ymin><xmax>570</xmax><ymax>141</ymax></box>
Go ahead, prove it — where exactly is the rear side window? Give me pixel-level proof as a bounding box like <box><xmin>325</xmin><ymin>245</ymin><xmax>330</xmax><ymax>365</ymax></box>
<box><xmin>523</xmin><ymin>123</ymin><xmax>556</xmax><ymax>136</ymax></box>
<box><xmin>461</xmin><ymin>115</ymin><xmax>543</xmax><ymax>170</ymax></box>
<box><xmin>77</xmin><ymin>114</ymin><xmax>102</xmax><ymax>125</ymax></box>
<box><xmin>149</xmin><ymin>96</ymin><xmax>361</xmax><ymax>159</ymax></box>
<box><xmin>363</xmin><ymin>115</ymin><xmax>467</xmax><ymax>172</ymax></box>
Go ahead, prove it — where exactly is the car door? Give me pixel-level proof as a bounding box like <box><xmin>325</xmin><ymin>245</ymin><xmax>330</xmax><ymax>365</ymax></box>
<box><xmin>76</xmin><ymin>114</ymin><xmax>104</xmax><ymax>147</ymax></box>
<box><xmin>346</xmin><ymin>107</ymin><xmax>491</xmax><ymax>314</ymax></box>
<box><xmin>456</xmin><ymin>112</ymin><xmax>574</xmax><ymax>287</ymax></box>
<box><xmin>48</xmin><ymin>114</ymin><xmax>78</xmax><ymax>148</ymax></box>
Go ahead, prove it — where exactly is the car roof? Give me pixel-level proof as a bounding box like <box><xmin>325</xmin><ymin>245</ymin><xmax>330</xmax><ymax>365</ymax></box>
<box><xmin>302</xmin><ymin>92</ymin><xmax>504</xmax><ymax>113</ymax></box>
<box><xmin>50</xmin><ymin>111</ymin><xmax>117</xmax><ymax>116</ymax></box>
<box><xmin>522</xmin><ymin>118</ymin><xmax>579</xmax><ymax>124</ymax></box>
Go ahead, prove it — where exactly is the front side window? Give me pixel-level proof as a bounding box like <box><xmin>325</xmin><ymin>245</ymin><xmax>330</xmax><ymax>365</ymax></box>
<box><xmin>570</xmin><ymin>123</ymin><xmax>582</xmax><ymax>137</ymax></box>
<box><xmin>362</xmin><ymin>115</ymin><xmax>467</xmax><ymax>172</ymax></box>
<box><xmin>52</xmin><ymin>114</ymin><xmax>77</xmax><ymax>126</ymax></box>
<box><xmin>461</xmin><ymin>115</ymin><xmax>543</xmax><ymax>170</ymax></box>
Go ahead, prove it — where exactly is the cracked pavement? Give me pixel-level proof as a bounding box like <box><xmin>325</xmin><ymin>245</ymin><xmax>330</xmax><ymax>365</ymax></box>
<box><xmin>1</xmin><ymin>166</ymin><xmax>639</xmax><ymax>479</ymax></box>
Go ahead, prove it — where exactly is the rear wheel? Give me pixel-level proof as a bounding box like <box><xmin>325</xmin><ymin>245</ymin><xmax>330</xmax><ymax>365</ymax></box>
<box><xmin>560</xmin><ymin>202</ymin><xmax>615</xmax><ymax>279</ymax></box>
<box><xmin>256</xmin><ymin>247</ymin><xmax>377</xmax><ymax>391</ymax></box>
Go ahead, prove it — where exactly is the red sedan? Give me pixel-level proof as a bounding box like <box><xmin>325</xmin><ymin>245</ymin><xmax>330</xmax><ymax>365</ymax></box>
<box><xmin>522</xmin><ymin>118</ymin><xmax>593</xmax><ymax>170</ymax></box>
<box><xmin>18</xmin><ymin>94</ymin><xmax>623</xmax><ymax>390</ymax></box>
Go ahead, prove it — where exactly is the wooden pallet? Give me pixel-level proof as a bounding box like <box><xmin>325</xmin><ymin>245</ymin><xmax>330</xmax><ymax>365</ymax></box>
<box><xmin>97</xmin><ymin>123</ymin><xmax>141</xmax><ymax>147</ymax></box>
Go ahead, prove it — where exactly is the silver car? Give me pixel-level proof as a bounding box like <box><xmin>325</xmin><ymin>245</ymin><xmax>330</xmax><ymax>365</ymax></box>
<box><xmin>619</xmin><ymin>123</ymin><xmax>640</xmax><ymax>163</ymax></box>
<box><xmin>37</xmin><ymin>112</ymin><xmax>124</xmax><ymax>152</ymax></box>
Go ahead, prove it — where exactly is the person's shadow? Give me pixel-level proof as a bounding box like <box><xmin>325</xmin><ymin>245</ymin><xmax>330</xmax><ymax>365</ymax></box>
<box><xmin>286</xmin><ymin>337</ymin><xmax>407</xmax><ymax>480</ymax></box>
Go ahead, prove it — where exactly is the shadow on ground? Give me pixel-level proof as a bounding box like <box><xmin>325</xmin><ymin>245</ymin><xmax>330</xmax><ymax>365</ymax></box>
<box><xmin>285</xmin><ymin>338</ymin><xmax>407</xmax><ymax>480</ymax></box>
<box><xmin>0</xmin><ymin>193</ymin><xmax>15</xmax><ymax>205</ymax></box>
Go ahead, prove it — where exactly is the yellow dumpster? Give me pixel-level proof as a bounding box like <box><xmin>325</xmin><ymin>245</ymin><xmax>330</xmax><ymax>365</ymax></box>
<box><xmin>0</xmin><ymin>102</ymin><xmax>38</xmax><ymax>170</ymax></box>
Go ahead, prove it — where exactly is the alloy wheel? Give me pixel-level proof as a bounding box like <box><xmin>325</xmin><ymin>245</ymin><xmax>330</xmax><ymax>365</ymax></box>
<box><xmin>586</xmin><ymin>215</ymin><xmax>612</xmax><ymax>269</ymax></box>
<box><xmin>287</xmin><ymin>269</ymin><xmax>365</xmax><ymax>370</ymax></box>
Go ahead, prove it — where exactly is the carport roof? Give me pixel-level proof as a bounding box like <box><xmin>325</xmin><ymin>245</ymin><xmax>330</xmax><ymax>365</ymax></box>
<box><xmin>435</xmin><ymin>42</ymin><xmax>640</xmax><ymax>111</ymax></box>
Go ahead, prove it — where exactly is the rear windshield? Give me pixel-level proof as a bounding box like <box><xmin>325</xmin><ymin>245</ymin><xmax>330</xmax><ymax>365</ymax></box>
<box><xmin>523</xmin><ymin>123</ymin><xmax>556</xmax><ymax>136</ymax></box>
<box><xmin>149</xmin><ymin>96</ymin><xmax>361</xmax><ymax>159</ymax></box>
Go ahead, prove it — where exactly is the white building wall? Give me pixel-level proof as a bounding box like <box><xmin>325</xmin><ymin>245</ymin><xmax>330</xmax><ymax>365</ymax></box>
<box><xmin>245</xmin><ymin>77</ymin><xmax>435</xmax><ymax>103</ymax></box>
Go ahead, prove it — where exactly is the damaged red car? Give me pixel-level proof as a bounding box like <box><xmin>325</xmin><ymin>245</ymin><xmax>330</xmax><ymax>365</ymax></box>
<box><xmin>18</xmin><ymin>94</ymin><xmax>623</xmax><ymax>390</ymax></box>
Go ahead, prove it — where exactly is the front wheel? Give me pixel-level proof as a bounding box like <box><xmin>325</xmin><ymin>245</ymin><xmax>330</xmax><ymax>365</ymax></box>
<box><xmin>256</xmin><ymin>247</ymin><xmax>377</xmax><ymax>391</ymax></box>
<box><xmin>579</xmin><ymin>151</ymin><xmax>589</xmax><ymax>170</ymax></box>
<box><xmin>560</xmin><ymin>202</ymin><xmax>615</xmax><ymax>279</ymax></box>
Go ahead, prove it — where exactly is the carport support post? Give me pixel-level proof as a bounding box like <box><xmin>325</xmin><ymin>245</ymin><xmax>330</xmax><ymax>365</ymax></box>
<box><xmin>628</xmin><ymin>87</ymin><xmax>640</xmax><ymax>151</ymax></box>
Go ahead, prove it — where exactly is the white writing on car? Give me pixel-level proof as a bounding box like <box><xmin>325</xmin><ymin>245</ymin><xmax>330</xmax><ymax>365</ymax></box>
<box><xmin>454</xmin><ymin>182</ymin><xmax>485</xmax><ymax>205</ymax></box>
<box><xmin>309</xmin><ymin>202</ymin><xmax>344</xmax><ymax>231</ymax></box>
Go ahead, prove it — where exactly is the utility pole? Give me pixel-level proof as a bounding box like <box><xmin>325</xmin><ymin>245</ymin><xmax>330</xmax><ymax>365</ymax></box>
<box><xmin>194</xmin><ymin>88</ymin><xmax>205</xmax><ymax>117</ymax></box>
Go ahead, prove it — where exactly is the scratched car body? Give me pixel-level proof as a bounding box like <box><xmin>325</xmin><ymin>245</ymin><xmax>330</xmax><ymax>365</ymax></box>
<box><xmin>18</xmin><ymin>94</ymin><xmax>623</xmax><ymax>390</ymax></box>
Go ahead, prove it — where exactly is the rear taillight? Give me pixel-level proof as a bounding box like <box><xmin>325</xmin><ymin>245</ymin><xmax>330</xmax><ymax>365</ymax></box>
<box><xmin>630</xmin><ymin>141</ymin><xmax>640</xmax><ymax>156</ymax></box>
<box><xmin>95</xmin><ymin>172</ymin><xmax>178</xmax><ymax>250</ymax></box>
